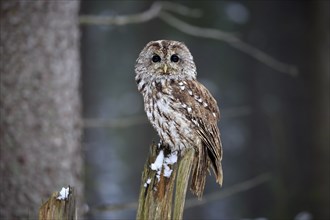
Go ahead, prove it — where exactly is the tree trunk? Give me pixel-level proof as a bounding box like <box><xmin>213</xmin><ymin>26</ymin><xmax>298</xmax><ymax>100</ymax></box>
<box><xmin>0</xmin><ymin>1</ymin><xmax>82</xmax><ymax>219</ymax></box>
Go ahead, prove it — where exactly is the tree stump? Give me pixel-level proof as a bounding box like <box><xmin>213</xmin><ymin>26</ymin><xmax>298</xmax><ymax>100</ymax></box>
<box><xmin>136</xmin><ymin>144</ymin><xmax>194</xmax><ymax>220</ymax></box>
<box><xmin>39</xmin><ymin>186</ymin><xmax>76</xmax><ymax>220</ymax></box>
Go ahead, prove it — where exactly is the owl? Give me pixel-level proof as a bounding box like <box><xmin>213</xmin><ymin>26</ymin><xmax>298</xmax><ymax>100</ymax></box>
<box><xmin>135</xmin><ymin>40</ymin><xmax>223</xmax><ymax>197</ymax></box>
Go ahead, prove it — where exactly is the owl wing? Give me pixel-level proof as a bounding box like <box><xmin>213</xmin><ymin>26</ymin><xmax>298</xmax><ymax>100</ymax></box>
<box><xmin>171</xmin><ymin>79</ymin><xmax>223</xmax><ymax>197</ymax></box>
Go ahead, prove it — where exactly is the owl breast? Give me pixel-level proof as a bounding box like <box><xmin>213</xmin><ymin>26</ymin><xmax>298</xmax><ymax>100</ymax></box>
<box><xmin>140</xmin><ymin>78</ymin><xmax>201</xmax><ymax>151</ymax></box>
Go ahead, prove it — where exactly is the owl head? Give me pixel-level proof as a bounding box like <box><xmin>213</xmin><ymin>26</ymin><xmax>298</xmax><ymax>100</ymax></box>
<box><xmin>135</xmin><ymin>40</ymin><xmax>197</xmax><ymax>81</ymax></box>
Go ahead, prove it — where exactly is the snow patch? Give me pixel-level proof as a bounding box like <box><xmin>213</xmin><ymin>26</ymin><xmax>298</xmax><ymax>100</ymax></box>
<box><xmin>163</xmin><ymin>151</ymin><xmax>178</xmax><ymax>177</ymax></box>
<box><xmin>163</xmin><ymin>164</ymin><xmax>172</xmax><ymax>177</ymax></box>
<box><xmin>150</xmin><ymin>150</ymin><xmax>178</xmax><ymax>181</ymax></box>
<box><xmin>164</xmin><ymin>151</ymin><xmax>178</xmax><ymax>165</ymax></box>
<box><xmin>144</xmin><ymin>178</ymin><xmax>152</xmax><ymax>187</ymax></box>
<box><xmin>150</xmin><ymin>150</ymin><xmax>164</xmax><ymax>171</ymax></box>
<box><xmin>57</xmin><ymin>187</ymin><xmax>69</xmax><ymax>200</ymax></box>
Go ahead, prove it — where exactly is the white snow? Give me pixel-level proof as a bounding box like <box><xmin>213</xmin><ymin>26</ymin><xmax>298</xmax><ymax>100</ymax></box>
<box><xmin>156</xmin><ymin>171</ymin><xmax>161</xmax><ymax>181</ymax></box>
<box><xmin>150</xmin><ymin>150</ymin><xmax>164</xmax><ymax>182</ymax></box>
<box><xmin>144</xmin><ymin>178</ymin><xmax>152</xmax><ymax>188</ymax></box>
<box><xmin>150</xmin><ymin>150</ymin><xmax>178</xmax><ymax>181</ymax></box>
<box><xmin>57</xmin><ymin>187</ymin><xmax>69</xmax><ymax>200</ymax></box>
<box><xmin>164</xmin><ymin>151</ymin><xmax>178</xmax><ymax>165</ymax></box>
<box><xmin>150</xmin><ymin>150</ymin><xmax>164</xmax><ymax>171</ymax></box>
<box><xmin>163</xmin><ymin>152</ymin><xmax>178</xmax><ymax>177</ymax></box>
<box><xmin>163</xmin><ymin>164</ymin><xmax>172</xmax><ymax>177</ymax></box>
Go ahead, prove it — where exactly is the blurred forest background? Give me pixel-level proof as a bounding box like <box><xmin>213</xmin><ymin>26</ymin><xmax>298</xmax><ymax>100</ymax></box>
<box><xmin>80</xmin><ymin>1</ymin><xmax>329</xmax><ymax>219</ymax></box>
<box><xmin>1</xmin><ymin>1</ymin><xmax>329</xmax><ymax>220</ymax></box>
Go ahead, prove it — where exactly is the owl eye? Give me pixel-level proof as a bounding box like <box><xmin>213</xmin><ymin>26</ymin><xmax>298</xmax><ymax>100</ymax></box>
<box><xmin>152</xmin><ymin>55</ymin><xmax>161</xmax><ymax>63</ymax></box>
<box><xmin>170</xmin><ymin>54</ymin><xmax>179</xmax><ymax>62</ymax></box>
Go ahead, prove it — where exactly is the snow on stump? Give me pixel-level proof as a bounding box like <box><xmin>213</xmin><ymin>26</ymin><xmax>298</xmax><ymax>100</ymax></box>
<box><xmin>137</xmin><ymin>143</ymin><xmax>194</xmax><ymax>220</ymax></box>
<box><xmin>39</xmin><ymin>186</ymin><xmax>76</xmax><ymax>220</ymax></box>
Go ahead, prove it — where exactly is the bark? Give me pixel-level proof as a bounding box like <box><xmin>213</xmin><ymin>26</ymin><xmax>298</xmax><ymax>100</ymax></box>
<box><xmin>0</xmin><ymin>1</ymin><xmax>82</xmax><ymax>219</ymax></box>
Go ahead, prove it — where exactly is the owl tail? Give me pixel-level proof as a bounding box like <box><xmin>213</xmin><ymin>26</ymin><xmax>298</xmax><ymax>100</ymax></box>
<box><xmin>190</xmin><ymin>146</ymin><xmax>207</xmax><ymax>198</ymax></box>
<box><xmin>190</xmin><ymin>144</ymin><xmax>223</xmax><ymax>198</ymax></box>
<box><xmin>207</xmin><ymin>144</ymin><xmax>223</xmax><ymax>187</ymax></box>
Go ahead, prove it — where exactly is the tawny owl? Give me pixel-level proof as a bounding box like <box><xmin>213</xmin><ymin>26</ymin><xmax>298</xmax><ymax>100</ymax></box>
<box><xmin>135</xmin><ymin>40</ymin><xmax>223</xmax><ymax>197</ymax></box>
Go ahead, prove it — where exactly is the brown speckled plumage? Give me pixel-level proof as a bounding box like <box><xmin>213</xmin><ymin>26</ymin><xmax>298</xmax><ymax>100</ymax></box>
<box><xmin>135</xmin><ymin>40</ymin><xmax>223</xmax><ymax>197</ymax></box>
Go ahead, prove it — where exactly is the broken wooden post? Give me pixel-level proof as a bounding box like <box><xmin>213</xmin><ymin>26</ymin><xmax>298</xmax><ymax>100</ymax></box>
<box><xmin>136</xmin><ymin>143</ymin><xmax>194</xmax><ymax>220</ymax></box>
<box><xmin>39</xmin><ymin>186</ymin><xmax>76</xmax><ymax>220</ymax></box>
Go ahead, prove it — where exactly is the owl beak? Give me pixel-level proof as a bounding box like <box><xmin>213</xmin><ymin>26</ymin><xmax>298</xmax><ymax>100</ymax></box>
<box><xmin>163</xmin><ymin>64</ymin><xmax>168</xmax><ymax>74</ymax></box>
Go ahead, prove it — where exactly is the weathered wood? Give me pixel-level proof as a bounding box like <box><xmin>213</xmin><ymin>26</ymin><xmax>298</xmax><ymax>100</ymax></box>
<box><xmin>173</xmin><ymin>149</ymin><xmax>194</xmax><ymax>220</ymax></box>
<box><xmin>39</xmin><ymin>186</ymin><xmax>76</xmax><ymax>220</ymax></box>
<box><xmin>136</xmin><ymin>144</ymin><xmax>194</xmax><ymax>220</ymax></box>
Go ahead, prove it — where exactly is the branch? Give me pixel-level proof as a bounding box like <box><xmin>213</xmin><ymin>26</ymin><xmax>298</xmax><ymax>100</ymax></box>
<box><xmin>90</xmin><ymin>173</ymin><xmax>270</xmax><ymax>213</ymax></box>
<box><xmin>79</xmin><ymin>1</ymin><xmax>200</xmax><ymax>26</ymax></box>
<box><xmin>83</xmin><ymin>106</ymin><xmax>252</xmax><ymax>128</ymax></box>
<box><xmin>184</xmin><ymin>173</ymin><xmax>271</xmax><ymax>209</ymax></box>
<box><xmin>79</xmin><ymin>1</ymin><xmax>298</xmax><ymax>76</ymax></box>
<box><xmin>82</xmin><ymin>116</ymin><xmax>146</xmax><ymax>128</ymax></box>
<box><xmin>159</xmin><ymin>12</ymin><xmax>298</xmax><ymax>76</ymax></box>
<box><xmin>157</xmin><ymin>1</ymin><xmax>202</xmax><ymax>17</ymax></box>
<box><xmin>79</xmin><ymin>3</ymin><xmax>161</xmax><ymax>25</ymax></box>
